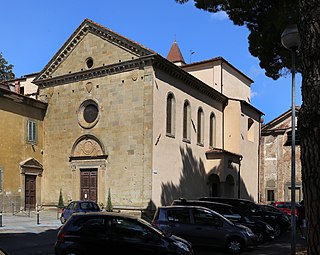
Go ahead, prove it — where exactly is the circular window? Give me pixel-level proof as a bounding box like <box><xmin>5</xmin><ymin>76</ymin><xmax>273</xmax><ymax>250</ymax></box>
<box><xmin>86</xmin><ymin>58</ymin><xmax>94</xmax><ymax>69</ymax></box>
<box><xmin>83</xmin><ymin>104</ymin><xmax>98</xmax><ymax>123</ymax></box>
<box><xmin>78</xmin><ymin>99</ymin><xmax>100</xmax><ymax>129</ymax></box>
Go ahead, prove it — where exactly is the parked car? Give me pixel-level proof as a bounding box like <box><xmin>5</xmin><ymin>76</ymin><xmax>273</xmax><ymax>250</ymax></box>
<box><xmin>198</xmin><ymin>197</ymin><xmax>290</xmax><ymax>238</ymax></box>
<box><xmin>172</xmin><ymin>198</ymin><xmax>275</xmax><ymax>244</ymax></box>
<box><xmin>55</xmin><ymin>212</ymin><xmax>194</xmax><ymax>255</ymax></box>
<box><xmin>270</xmin><ymin>201</ymin><xmax>300</xmax><ymax>216</ymax></box>
<box><xmin>152</xmin><ymin>205</ymin><xmax>256</xmax><ymax>254</ymax></box>
<box><xmin>60</xmin><ymin>200</ymin><xmax>101</xmax><ymax>224</ymax></box>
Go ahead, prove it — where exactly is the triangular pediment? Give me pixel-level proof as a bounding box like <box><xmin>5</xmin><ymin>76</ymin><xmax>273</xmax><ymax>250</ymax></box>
<box><xmin>20</xmin><ymin>157</ymin><xmax>43</xmax><ymax>169</ymax></box>
<box><xmin>262</xmin><ymin>106</ymin><xmax>300</xmax><ymax>134</ymax></box>
<box><xmin>34</xmin><ymin>19</ymin><xmax>155</xmax><ymax>84</ymax></box>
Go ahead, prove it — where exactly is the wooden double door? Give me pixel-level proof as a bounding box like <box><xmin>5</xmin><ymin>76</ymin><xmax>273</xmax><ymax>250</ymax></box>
<box><xmin>80</xmin><ymin>169</ymin><xmax>97</xmax><ymax>202</ymax></box>
<box><xmin>25</xmin><ymin>175</ymin><xmax>36</xmax><ymax>209</ymax></box>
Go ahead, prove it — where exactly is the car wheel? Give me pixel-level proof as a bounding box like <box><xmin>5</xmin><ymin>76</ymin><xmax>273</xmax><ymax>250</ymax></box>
<box><xmin>255</xmin><ymin>231</ymin><xmax>265</xmax><ymax>244</ymax></box>
<box><xmin>225</xmin><ymin>238</ymin><xmax>243</xmax><ymax>254</ymax></box>
<box><xmin>273</xmin><ymin>224</ymin><xmax>282</xmax><ymax>238</ymax></box>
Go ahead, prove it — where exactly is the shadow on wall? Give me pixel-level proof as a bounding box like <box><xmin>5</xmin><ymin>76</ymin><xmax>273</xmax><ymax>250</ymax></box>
<box><xmin>160</xmin><ymin>146</ymin><xmax>254</xmax><ymax>206</ymax></box>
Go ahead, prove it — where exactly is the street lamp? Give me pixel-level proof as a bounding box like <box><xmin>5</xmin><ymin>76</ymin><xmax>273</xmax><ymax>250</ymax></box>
<box><xmin>281</xmin><ymin>24</ymin><xmax>300</xmax><ymax>255</ymax></box>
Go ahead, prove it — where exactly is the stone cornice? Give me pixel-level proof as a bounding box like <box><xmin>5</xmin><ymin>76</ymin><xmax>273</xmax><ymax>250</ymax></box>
<box><xmin>0</xmin><ymin>87</ymin><xmax>47</xmax><ymax>110</ymax></box>
<box><xmin>33</xmin><ymin>56</ymin><xmax>154</xmax><ymax>87</ymax></box>
<box><xmin>152</xmin><ymin>55</ymin><xmax>228</xmax><ymax>105</ymax></box>
<box><xmin>34</xmin><ymin>53</ymin><xmax>228</xmax><ymax>105</ymax></box>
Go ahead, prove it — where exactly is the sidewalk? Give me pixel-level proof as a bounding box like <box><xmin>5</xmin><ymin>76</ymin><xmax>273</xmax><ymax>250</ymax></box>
<box><xmin>0</xmin><ymin>209</ymin><xmax>62</xmax><ymax>234</ymax></box>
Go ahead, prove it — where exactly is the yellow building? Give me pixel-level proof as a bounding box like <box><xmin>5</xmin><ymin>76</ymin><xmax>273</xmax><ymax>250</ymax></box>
<box><xmin>0</xmin><ymin>87</ymin><xmax>46</xmax><ymax>212</ymax></box>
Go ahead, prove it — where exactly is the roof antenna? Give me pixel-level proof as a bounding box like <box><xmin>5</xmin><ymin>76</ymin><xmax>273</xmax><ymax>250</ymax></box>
<box><xmin>190</xmin><ymin>50</ymin><xmax>195</xmax><ymax>64</ymax></box>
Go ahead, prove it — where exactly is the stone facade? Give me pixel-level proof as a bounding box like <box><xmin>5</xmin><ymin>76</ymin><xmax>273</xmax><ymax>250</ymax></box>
<box><xmin>259</xmin><ymin>107</ymin><xmax>302</xmax><ymax>203</ymax></box>
<box><xmin>2</xmin><ymin>19</ymin><xmax>263</xmax><ymax>214</ymax></box>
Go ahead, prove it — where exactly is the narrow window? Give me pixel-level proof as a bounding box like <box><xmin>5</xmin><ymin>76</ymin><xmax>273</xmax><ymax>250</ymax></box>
<box><xmin>27</xmin><ymin>120</ymin><xmax>37</xmax><ymax>143</ymax></box>
<box><xmin>247</xmin><ymin>118</ymin><xmax>254</xmax><ymax>142</ymax></box>
<box><xmin>197</xmin><ymin>108</ymin><xmax>204</xmax><ymax>145</ymax></box>
<box><xmin>166</xmin><ymin>93</ymin><xmax>175</xmax><ymax>137</ymax></box>
<box><xmin>209</xmin><ymin>113</ymin><xmax>216</xmax><ymax>147</ymax></box>
<box><xmin>267</xmin><ymin>190</ymin><xmax>275</xmax><ymax>202</ymax></box>
<box><xmin>183</xmin><ymin>101</ymin><xmax>191</xmax><ymax>142</ymax></box>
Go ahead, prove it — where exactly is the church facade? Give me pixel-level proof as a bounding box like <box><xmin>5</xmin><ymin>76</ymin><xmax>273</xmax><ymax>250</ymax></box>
<box><xmin>1</xmin><ymin>19</ymin><xmax>263</xmax><ymax>213</ymax></box>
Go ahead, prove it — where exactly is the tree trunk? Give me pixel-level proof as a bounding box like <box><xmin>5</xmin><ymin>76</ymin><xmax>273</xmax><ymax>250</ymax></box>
<box><xmin>298</xmin><ymin>0</ymin><xmax>320</xmax><ymax>254</ymax></box>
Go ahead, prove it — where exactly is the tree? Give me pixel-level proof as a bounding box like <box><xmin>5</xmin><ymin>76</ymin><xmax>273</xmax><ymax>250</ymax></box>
<box><xmin>176</xmin><ymin>1</ymin><xmax>320</xmax><ymax>253</ymax></box>
<box><xmin>105</xmin><ymin>188</ymin><xmax>113</xmax><ymax>212</ymax></box>
<box><xmin>58</xmin><ymin>189</ymin><xmax>64</xmax><ymax>209</ymax></box>
<box><xmin>0</xmin><ymin>52</ymin><xmax>15</xmax><ymax>81</ymax></box>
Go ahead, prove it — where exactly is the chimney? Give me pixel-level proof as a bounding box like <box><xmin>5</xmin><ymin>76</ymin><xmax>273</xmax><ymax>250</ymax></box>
<box><xmin>15</xmin><ymin>81</ymin><xmax>20</xmax><ymax>94</ymax></box>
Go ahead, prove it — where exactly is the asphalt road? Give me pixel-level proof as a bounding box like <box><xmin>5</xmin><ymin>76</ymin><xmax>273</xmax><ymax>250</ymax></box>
<box><xmin>0</xmin><ymin>228</ymin><xmax>307</xmax><ymax>255</ymax></box>
<box><xmin>0</xmin><ymin>229</ymin><xmax>57</xmax><ymax>255</ymax></box>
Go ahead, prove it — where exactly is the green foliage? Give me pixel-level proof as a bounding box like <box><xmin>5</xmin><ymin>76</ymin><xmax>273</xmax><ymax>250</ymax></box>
<box><xmin>58</xmin><ymin>189</ymin><xmax>64</xmax><ymax>208</ymax></box>
<box><xmin>0</xmin><ymin>52</ymin><xmax>15</xmax><ymax>81</ymax></box>
<box><xmin>175</xmin><ymin>0</ymin><xmax>300</xmax><ymax>80</ymax></box>
<box><xmin>105</xmin><ymin>188</ymin><xmax>113</xmax><ymax>212</ymax></box>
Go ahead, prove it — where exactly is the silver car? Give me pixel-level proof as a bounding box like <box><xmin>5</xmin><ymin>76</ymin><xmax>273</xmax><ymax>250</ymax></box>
<box><xmin>152</xmin><ymin>205</ymin><xmax>257</xmax><ymax>254</ymax></box>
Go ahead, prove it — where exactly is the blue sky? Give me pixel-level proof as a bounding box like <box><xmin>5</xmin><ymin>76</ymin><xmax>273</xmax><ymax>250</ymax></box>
<box><xmin>1</xmin><ymin>0</ymin><xmax>301</xmax><ymax>123</ymax></box>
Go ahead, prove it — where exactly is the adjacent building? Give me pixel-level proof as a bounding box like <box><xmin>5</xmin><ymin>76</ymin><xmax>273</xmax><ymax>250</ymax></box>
<box><xmin>259</xmin><ymin>107</ymin><xmax>302</xmax><ymax>203</ymax></box>
<box><xmin>0</xmin><ymin>87</ymin><xmax>46</xmax><ymax>212</ymax></box>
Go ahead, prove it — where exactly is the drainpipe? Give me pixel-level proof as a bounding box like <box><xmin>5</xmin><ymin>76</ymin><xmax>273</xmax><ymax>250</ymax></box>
<box><xmin>238</xmin><ymin>156</ymin><xmax>243</xmax><ymax>199</ymax></box>
<box><xmin>221</xmin><ymin>59</ymin><xmax>225</xmax><ymax>150</ymax></box>
<box><xmin>257</xmin><ymin>115</ymin><xmax>262</xmax><ymax>203</ymax></box>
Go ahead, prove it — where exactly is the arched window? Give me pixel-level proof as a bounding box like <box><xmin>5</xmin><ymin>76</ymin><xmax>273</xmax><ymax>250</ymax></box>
<box><xmin>166</xmin><ymin>93</ymin><xmax>175</xmax><ymax>136</ymax></box>
<box><xmin>209</xmin><ymin>112</ymin><xmax>216</xmax><ymax>147</ymax></box>
<box><xmin>197</xmin><ymin>107</ymin><xmax>204</xmax><ymax>145</ymax></box>
<box><xmin>183</xmin><ymin>100</ymin><xmax>191</xmax><ymax>142</ymax></box>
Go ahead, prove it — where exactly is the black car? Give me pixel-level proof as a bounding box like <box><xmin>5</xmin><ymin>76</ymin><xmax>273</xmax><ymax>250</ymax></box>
<box><xmin>152</xmin><ymin>205</ymin><xmax>256</xmax><ymax>254</ymax></box>
<box><xmin>55</xmin><ymin>212</ymin><xmax>193</xmax><ymax>255</ymax></box>
<box><xmin>172</xmin><ymin>198</ymin><xmax>275</xmax><ymax>244</ymax></box>
<box><xmin>198</xmin><ymin>197</ymin><xmax>290</xmax><ymax>237</ymax></box>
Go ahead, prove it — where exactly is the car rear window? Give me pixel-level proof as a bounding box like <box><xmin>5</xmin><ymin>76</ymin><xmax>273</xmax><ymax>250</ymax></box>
<box><xmin>167</xmin><ymin>209</ymin><xmax>190</xmax><ymax>224</ymax></box>
<box><xmin>67</xmin><ymin>216</ymin><xmax>106</xmax><ymax>233</ymax></box>
<box><xmin>80</xmin><ymin>202</ymin><xmax>99</xmax><ymax>210</ymax></box>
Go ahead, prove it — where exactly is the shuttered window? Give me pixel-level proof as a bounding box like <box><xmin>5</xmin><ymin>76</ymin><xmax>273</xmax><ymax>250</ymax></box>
<box><xmin>27</xmin><ymin>120</ymin><xmax>37</xmax><ymax>143</ymax></box>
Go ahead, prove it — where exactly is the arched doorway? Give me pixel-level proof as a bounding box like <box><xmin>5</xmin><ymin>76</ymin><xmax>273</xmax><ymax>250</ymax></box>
<box><xmin>69</xmin><ymin>134</ymin><xmax>108</xmax><ymax>203</ymax></box>
<box><xmin>208</xmin><ymin>174</ymin><xmax>220</xmax><ymax>197</ymax></box>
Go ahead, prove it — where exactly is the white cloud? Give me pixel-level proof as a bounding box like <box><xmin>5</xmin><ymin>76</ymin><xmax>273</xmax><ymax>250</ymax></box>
<box><xmin>210</xmin><ymin>11</ymin><xmax>228</xmax><ymax>21</ymax></box>
<box><xmin>251</xmin><ymin>91</ymin><xmax>258</xmax><ymax>98</ymax></box>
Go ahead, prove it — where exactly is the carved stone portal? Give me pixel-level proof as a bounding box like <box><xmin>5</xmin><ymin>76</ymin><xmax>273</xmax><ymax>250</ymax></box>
<box><xmin>71</xmin><ymin>135</ymin><xmax>105</xmax><ymax>157</ymax></box>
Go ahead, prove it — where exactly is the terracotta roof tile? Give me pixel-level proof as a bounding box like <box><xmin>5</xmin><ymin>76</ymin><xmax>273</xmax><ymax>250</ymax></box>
<box><xmin>166</xmin><ymin>40</ymin><xmax>186</xmax><ymax>65</ymax></box>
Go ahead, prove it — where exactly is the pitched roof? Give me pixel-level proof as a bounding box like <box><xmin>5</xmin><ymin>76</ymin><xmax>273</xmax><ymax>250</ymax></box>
<box><xmin>34</xmin><ymin>18</ymin><xmax>156</xmax><ymax>83</ymax></box>
<box><xmin>166</xmin><ymin>40</ymin><xmax>186</xmax><ymax>65</ymax></box>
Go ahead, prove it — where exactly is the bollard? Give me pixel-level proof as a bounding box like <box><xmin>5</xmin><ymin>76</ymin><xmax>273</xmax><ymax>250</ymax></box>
<box><xmin>0</xmin><ymin>211</ymin><xmax>2</xmax><ymax>227</ymax></box>
<box><xmin>37</xmin><ymin>210</ymin><xmax>40</xmax><ymax>225</ymax></box>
